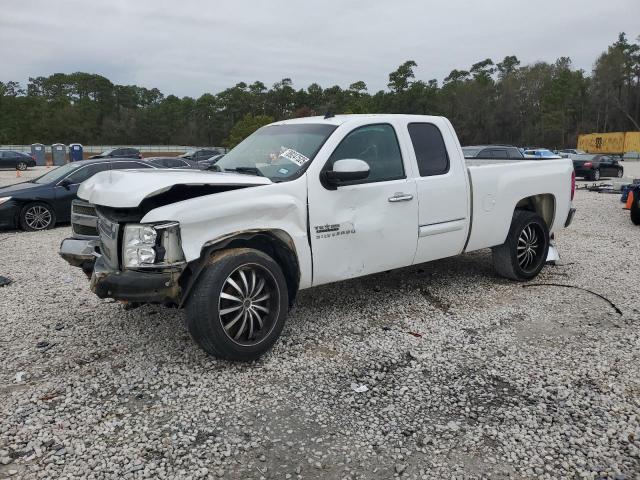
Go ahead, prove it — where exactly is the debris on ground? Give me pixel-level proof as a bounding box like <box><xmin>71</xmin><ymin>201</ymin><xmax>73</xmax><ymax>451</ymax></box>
<box><xmin>350</xmin><ymin>383</ymin><xmax>369</xmax><ymax>393</ymax></box>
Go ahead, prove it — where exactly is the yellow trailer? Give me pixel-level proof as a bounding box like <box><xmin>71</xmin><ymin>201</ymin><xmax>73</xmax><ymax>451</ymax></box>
<box><xmin>577</xmin><ymin>132</ymin><xmax>640</xmax><ymax>154</ymax></box>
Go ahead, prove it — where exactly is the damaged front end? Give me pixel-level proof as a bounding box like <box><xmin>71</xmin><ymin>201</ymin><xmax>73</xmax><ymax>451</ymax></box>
<box><xmin>60</xmin><ymin>206</ymin><xmax>187</xmax><ymax>305</ymax></box>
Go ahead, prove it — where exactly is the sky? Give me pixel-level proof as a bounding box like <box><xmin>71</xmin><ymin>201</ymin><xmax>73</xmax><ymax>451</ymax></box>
<box><xmin>1</xmin><ymin>0</ymin><xmax>639</xmax><ymax>98</ymax></box>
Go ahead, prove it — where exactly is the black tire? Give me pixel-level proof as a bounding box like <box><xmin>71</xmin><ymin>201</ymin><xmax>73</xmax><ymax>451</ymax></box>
<box><xmin>492</xmin><ymin>210</ymin><xmax>550</xmax><ymax>281</ymax></box>
<box><xmin>186</xmin><ymin>248</ymin><xmax>289</xmax><ymax>361</ymax></box>
<box><xmin>16</xmin><ymin>161</ymin><xmax>28</xmax><ymax>171</ymax></box>
<box><xmin>19</xmin><ymin>202</ymin><xmax>56</xmax><ymax>231</ymax></box>
<box><xmin>631</xmin><ymin>194</ymin><xmax>640</xmax><ymax>226</ymax></box>
<box><xmin>591</xmin><ymin>169</ymin><xmax>601</xmax><ymax>181</ymax></box>
<box><xmin>617</xmin><ymin>169</ymin><xmax>624</xmax><ymax>178</ymax></box>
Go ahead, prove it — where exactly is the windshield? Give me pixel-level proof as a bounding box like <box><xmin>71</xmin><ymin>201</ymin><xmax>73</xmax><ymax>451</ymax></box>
<box><xmin>215</xmin><ymin>123</ymin><xmax>337</xmax><ymax>180</ymax></box>
<box><xmin>32</xmin><ymin>163</ymin><xmax>80</xmax><ymax>184</ymax></box>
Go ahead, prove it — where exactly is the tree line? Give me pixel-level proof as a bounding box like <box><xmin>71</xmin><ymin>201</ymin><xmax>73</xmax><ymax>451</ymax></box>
<box><xmin>1</xmin><ymin>33</ymin><xmax>638</xmax><ymax>149</ymax></box>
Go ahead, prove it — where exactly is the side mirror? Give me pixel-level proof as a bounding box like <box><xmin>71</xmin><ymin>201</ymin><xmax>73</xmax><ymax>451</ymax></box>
<box><xmin>59</xmin><ymin>179</ymin><xmax>71</xmax><ymax>190</ymax></box>
<box><xmin>324</xmin><ymin>159</ymin><xmax>370</xmax><ymax>188</ymax></box>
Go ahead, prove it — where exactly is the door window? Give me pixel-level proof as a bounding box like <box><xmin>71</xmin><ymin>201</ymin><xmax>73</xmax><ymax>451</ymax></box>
<box><xmin>65</xmin><ymin>163</ymin><xmax>109</xmax><ymax>184</ymax></box>
<box><xmin>407</xmin><ymin>123</ymin><xmax>450</xmax><ymax>176</ymax></box>
<box><xmin>326</xmin><ymin>124</ymin><xmax>404</xmax><ymax>184</ymax></box>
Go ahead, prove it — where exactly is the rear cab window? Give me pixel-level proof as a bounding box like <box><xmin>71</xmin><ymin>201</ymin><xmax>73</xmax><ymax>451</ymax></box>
<box><xmin>407</xmin><ymin>123</ymin><xmax>449</xmax><ymax>176</ymax></box>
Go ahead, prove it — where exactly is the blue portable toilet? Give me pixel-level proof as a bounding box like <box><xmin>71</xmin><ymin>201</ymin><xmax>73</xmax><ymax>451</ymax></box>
<box><xmin>69</xmin><ymin>143</ymin><xmax>84</xmax><ymax>162</ymax></box>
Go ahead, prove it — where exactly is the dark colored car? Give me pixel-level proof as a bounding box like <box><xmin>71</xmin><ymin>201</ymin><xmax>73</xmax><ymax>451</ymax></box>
<box><xmin>0</xmin><ymin>150</ymin><xmax>37</xmax><ymax>170</ymax></box>
<box><xmin>462</xmin><ymin>145</ymin><xmax>524</xmax><ymax>159</ymax></box>
<box><xmin>179</xmin><ymin>148</ymin><xmax>222</xmax><ymax>162</ymax></box>
<box><xmin>145</xmin><ymin>157</ymin><xmax>197</xmax><ymax>169</ymax></box>
<box><xmin>89</xmin><ymin>147</ymin><xmax>142</xmax><ymax>160</ymax></box>
<box><xmin>197</xmin><ymin>153</ymin><xmax>225</xmax><ymax>170</ymax></box>
<box><xmin>0</xmin><ymin>159</ymin><xmax>157</xmax><ymax>231</ymax></box>
<box><xmin>572</xmin><ymin>155</ymin><xmax>623</xmax><ymax>181</ymax></box>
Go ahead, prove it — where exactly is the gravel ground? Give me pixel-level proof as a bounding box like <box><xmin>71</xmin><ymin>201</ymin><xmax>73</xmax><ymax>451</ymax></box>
<box><xmin>0</xmin><ymin>165</ymin><xmax>639</xmax><ymax>479</ymax></box>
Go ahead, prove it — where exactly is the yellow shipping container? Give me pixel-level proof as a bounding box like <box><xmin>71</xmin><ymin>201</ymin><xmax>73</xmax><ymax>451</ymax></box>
<box><xmin>577</xmin><ymin>131</ymin><xmax>640</xmax><ymax>154</ymax></box>
<box><xmin>624</xmin><ymin>132</ymin><xmax>640</xmax><ymax>153</ymax></box>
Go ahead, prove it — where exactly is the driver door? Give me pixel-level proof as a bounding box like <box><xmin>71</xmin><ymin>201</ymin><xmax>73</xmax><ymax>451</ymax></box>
<box><xmin>308</xmin><ymin>123</ymin><xmax>418</xmax><ymax>286</ymax></box>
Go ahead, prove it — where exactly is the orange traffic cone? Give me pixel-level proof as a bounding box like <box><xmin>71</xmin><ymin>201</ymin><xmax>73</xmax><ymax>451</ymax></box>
<box><xmin>16</xmin><ymin>169</ymin><xmax>21</xmax><ymax>178</ymax></box>
<box><xmin>625</xmin><ymin>190</ymin><xmax>634</xmax><ymax>210</ymax></box>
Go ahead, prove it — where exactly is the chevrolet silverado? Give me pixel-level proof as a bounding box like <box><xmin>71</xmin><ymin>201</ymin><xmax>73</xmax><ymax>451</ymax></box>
<box><xmin>59</xmin><ymin>115</ymin><xmax>576</xmax><ymax>360</ymax></box>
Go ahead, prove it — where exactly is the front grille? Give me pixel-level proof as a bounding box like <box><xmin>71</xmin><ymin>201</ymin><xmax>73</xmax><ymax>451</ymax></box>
<box><xmin>73</xmin><ymin>224</ymin><xmax>99</xmax><ymax>237</ymax></box>
<box><xmin>72</xmin><ymin>203</ymin><xmax>97</xmax><ymax>216</ymax></box>
<box><xmin>97</xmin><ymin>215</ymin><xmax>120</xmax><ymax>268</ymax></box>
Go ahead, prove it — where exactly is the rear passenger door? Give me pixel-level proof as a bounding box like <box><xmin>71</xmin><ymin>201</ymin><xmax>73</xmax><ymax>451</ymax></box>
<box><xmin>407</xmin><ymin>122</ymin><xmax>470</xmax><ymax>265</ymax></box>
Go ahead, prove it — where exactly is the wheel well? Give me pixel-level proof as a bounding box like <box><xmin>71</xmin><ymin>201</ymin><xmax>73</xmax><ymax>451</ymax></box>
<box><xmin>514</xmin><ymin>194</ymin><xmax>555</xmax><ymax>229</ymax></box>
<box><xmin>180</xmin><ymin>231</ymin><xmax>300</xmax><ymax>308</ymax></box>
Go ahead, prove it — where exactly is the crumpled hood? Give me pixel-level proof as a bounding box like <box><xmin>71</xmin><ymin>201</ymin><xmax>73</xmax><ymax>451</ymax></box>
<box><xmin>78</xmin><ymin>169</ymin><xmax>272</xmax><ymax>208</ymax></box>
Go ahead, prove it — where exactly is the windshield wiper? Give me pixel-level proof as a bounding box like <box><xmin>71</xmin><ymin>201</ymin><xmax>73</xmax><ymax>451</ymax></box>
<box><xmin>224</xmin><ymin>167</ymin><xmax>263</xmax><ymax>177</ymax></box>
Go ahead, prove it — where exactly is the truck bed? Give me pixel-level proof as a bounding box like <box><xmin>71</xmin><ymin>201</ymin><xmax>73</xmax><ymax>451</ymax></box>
<box><xmin>464</xmin><ymin>158</ymin><xmax>574</xmax><ymax>252</ymax></box>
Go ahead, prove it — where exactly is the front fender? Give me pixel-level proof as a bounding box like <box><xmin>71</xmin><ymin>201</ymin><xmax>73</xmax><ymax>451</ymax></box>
<box><xmin>140</xmin><ymin>177</ymin><xmax>312</xmax><ymax>289</ymax></box>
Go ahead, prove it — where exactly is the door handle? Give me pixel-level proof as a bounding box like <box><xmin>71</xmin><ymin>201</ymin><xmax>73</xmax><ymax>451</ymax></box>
<box><xmin>388</xmin><ymin>193</ymin><xmax>413</xmax><ymax>202</ymax></box>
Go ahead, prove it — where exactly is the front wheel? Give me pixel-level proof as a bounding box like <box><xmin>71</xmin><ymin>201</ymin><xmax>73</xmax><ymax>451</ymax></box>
<box><xmin>617</xmin><ymin>169</ymin><xmax>624</xmax><ymax>178</ymax></box>
<box><xmin>591</xmin><ymin>169</ymin><xmax>601</xmax><ymax>181</ymax></box>
<box><xmin>492</xmin><ymin>210</ymin><xmax>550</xmax><ymax>281</ymax></box>
<box><xmin>19</xmin><ymin>202</ymin><xmax>56</xmax><ymax>231</ymax></box>
<box><xmin>185</xmin><ymin>248</ymin><xmax>289</xmax><ymax>361</ymax></box>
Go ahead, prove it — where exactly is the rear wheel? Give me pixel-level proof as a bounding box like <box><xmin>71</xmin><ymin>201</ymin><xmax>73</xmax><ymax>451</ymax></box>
<box><xmin>185</xmin><ymin>248</ymin><xmax>289</xmax><ymax>361</ymax></box>
<box><xmin>19</xmin><ymin>202</ymin><xmax>56</xmax><ymax>231</ymax></box>
<box><xmin>492</xmin><ymin>210</ymin><xmax>549</xmax><ymax>281</ymax></box>
<box><xmin>617</xmin><ymin>169</ymin><xmax>624</xmax><ymax>178</ymax></box>
<box><xmin>16</xmin><ymin>161</ymin><xmax>28</xmax><ymax>171</ymax></box>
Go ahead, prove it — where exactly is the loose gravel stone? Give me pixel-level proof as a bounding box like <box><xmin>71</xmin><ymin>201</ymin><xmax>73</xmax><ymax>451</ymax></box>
<box><xmin>0</xmin><ymin>166</ymin><xmax>639</xmax><ymax>479</ymax></box>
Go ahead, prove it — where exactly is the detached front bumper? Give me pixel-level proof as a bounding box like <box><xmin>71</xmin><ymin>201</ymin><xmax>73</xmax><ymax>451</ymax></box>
<box><xmin>90</xmin><ymin>256</ymin><xmax>182</xmax><ymax>304</ymax></box>
<box><xmin>59</xmin><ymin>237</ymin><xmax>183</xmax><ymax>304</ymax></box>
<box><xmin>59</xmin><ymin>238</ymin><xmax>100</xmax><ymax>275</ymax></box>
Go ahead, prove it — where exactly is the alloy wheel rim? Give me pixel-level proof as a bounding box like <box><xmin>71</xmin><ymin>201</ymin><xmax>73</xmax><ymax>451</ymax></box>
<box><xmin>218</xmin><ymin>264</ymin><xmax>279</xmax><ymax>346</ymax></box>
<box><xmin>517</xmin><ymin>223</ymin><xmax>544</xmax><ymax>272</ymax></box>
<box><xmin>25</xmin><ymin>206</ymin><xmax>52</xmax><ymax>230</ymax></box>
<box><xmin>17</xmin><ymin>162</ymin><xmax>27</xmax><ymax>170</ymax></box>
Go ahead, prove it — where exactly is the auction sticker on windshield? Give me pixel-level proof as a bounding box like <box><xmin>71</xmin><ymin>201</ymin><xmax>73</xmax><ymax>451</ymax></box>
<box><xmin>280</xmin><ymin>148</ymin><xmax>309</xmax><ymax>166</ymax></box>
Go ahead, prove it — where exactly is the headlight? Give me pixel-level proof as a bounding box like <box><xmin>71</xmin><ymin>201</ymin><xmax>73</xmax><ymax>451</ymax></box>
<box><xmin>123</xmin><ymin>225</ymin><xmax>157</xmax><ymax>267</ymax></box>
<box><xmin>0</xmin><ymin>197</ymin><xmax>12</xmax><ymax>206</ymax></box>
<box><xmin>122</xmin><ymin>222</ymin><xmax>185</xmax><ymax>269</ymax></box>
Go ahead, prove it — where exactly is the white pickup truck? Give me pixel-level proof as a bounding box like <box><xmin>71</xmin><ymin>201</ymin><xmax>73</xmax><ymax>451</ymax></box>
<box><xmin>60</xmin><ymin>114</ymin><xmax>576</xmax><ymax>360</ymax></box>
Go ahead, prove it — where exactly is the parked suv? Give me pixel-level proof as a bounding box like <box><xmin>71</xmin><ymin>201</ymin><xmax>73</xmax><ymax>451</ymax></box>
<box><xmin>572</xmin><ymin>155</ymin><xmax>623</xmax><ymax>180</ymax></box>
<box><xmin>0</xmin><ymin>150</ymin><xmax>36</xmax><ymax>170</ymax></box>
<box><xmin>462</xmin><ymin>145</ymin><xmax>524</xmax><ymax>159</ymax></box>
<box><xmin>89</xmin><ymin>147</ymin><xmax>142</xmax><ymax>160</ymax></box>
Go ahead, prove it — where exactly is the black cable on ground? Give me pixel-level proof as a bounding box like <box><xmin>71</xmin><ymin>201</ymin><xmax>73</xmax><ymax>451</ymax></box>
<box><xmin>522</xmin><ymin>283</ymin><xmax>623</xmax><ymax>315</ymax></box>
